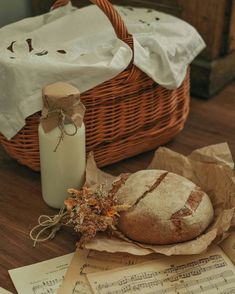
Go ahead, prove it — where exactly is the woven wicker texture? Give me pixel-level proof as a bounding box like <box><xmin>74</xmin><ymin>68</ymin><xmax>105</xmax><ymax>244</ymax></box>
<box><xmin>0</xmin><ymin>0</ymin><xmax>190</xmax><ymax>171</ymax></box>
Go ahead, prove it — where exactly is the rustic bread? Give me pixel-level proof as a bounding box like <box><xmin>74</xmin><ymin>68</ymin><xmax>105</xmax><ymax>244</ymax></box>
<box><xmin>115</xmin><ymin>170</ymin><xmax>214</xmax><ymax>245</ymax></box>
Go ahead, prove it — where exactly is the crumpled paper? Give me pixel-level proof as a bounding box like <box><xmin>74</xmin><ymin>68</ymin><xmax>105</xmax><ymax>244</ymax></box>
<box><xmin>85</xmin><ymin>143</ymin><xmax>235</xmax><ymax>256</ymax></box>
<box><xmin>41</xmin><ymin>82</ymin><xmax>85</xmax><ymax>133</ymax></box>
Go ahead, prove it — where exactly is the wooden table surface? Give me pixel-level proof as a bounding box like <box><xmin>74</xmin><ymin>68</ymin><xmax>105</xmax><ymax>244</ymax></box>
<box><xmin>1</xmin><ymin>81</ymin><xmax>235</xmax><ymax>293</ymax></box>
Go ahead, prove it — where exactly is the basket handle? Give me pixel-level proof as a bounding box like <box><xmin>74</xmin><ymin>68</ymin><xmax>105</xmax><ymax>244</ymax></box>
<box><xmin>52</xmin><ymin>0</ymin><xmax>143</xmax><ymax>82</ymax></box>
<box><xmin>52</xmin><ymin>0</ymin><xmax>131</xmax><ymax>42</ymax></box>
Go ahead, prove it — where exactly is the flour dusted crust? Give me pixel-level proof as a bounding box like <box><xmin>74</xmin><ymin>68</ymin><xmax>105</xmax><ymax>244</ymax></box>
<box><xmin>115</xmin><ymin>170</ymin><xmax>214</xmax><ymax>245</ymax></box>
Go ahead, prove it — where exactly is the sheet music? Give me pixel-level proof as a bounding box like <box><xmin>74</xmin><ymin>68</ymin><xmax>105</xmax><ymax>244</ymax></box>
<box><xmin>221</xmin><ymin>232</ymin><xmax>235</xmax><ymax>264</ymax></box>
<box><xmin>0</xmin><ymin>287</ymin><xmax>13</xmax><ymax>294</ymax></box>
<box><xmin>58</xmin><ymin>249</ymin><xmax>160</xmax><ymax>294</ymax></box>
<box><xmin>8</xmin><ymin>253</ymin><xmax>73</xmax><ymax>294</ymax></box>
<box><xmin>87</xmin><ymin>246</ymin><xmax>235</xmax><ymax>294</ymax></box>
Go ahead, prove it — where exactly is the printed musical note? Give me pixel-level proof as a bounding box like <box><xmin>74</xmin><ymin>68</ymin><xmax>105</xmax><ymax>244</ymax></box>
<box><xmin>87</xmin><ymin>247</ymin><xmax>235</xmax><ymax>294</ymax></box>
<box><xmin>8</xmin><ymin>253</ymin><xmax>73</xmax><ymax>294</ymax></box>
<box><xmin>58</xmin><ymin>249</ymin><xmax>160</xmax><ymax>294</ymax></box>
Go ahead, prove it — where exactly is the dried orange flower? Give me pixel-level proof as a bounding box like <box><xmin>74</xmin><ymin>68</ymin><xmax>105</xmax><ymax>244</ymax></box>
<box><xmin>62</xmin><ymin>185</ymin><xmax>130</xmax><ymax>247</ymax></box>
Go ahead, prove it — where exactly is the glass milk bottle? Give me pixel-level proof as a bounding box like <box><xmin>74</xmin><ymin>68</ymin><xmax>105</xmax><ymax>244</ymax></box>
<box><xmin>38</xmin><ymin>82</ymin><xmax>86</xmax><ymax>209</ymax></box>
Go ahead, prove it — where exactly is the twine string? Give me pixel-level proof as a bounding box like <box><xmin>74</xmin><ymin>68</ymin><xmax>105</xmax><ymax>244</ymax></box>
<box><xmin>50</xmin><ymin>108</ymin><xmax>78</xmax><ymax>152</ymax></box>
<box><xmin>30</xmin><ymin>207</ymin><xmax>66</xmax><ymax>247</ymax></box>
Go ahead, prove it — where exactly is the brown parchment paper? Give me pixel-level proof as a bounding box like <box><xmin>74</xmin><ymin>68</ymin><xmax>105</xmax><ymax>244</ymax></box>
<box><xmin>84</xmin><ymin>143</ymin><xmax>235</xmax><ymax>256</ymax></box>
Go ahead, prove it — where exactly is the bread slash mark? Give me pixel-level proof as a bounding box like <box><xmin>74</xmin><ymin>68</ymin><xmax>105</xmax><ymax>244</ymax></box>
<box><xmin>171</xmin><ymin>190</ymin><xmax>204</xmax><ymax>220</ymax></box>
<box><xmin>133</xmin><ymin>172</ymin><xmax>168</xmax><ymax>207</ymax></box>
<box><xmin>187</xmin><ymin>190</ymin><xmax>204</xmax><ymax>211</ymax></box>
<box><xmin>170</xmin><ymin>190</ymin><xmax>204</xmax><ymax>232</ymax></box>
<box><xmin>109</xmin><ymin>173</ymin><xmax>130</xmax><ymax>197</ymax></box>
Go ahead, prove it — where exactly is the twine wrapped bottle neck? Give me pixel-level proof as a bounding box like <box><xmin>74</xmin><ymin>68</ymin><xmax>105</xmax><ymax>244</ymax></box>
<box><xmin>44</xmin><ymin>107</ymin><xmax>78</xmax><ymax>136</ymax></box>
<box><xmin>40</xmin><ymin>82</ymin><xmax>86</xmax><ymax>151</ymax></box>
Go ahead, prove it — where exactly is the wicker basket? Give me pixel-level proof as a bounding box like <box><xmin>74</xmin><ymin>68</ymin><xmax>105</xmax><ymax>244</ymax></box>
<box><xmin>0</xmin><ymin>0</ymin><xmax>190</xmax><ymax>171</ymax></box>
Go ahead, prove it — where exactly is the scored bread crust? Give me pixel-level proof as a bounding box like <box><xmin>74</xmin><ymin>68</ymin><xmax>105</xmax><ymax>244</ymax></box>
<box><xmin>115</xmin><ymin>170</ymin><xmax>214</xmax><ymax>245</ymax></box>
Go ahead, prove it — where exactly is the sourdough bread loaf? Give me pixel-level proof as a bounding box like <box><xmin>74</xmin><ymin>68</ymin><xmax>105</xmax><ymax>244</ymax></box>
<box><xmin>115</xmin><ymin>170</ymin><xmax>214</xmax><ymax>245</ymax></box>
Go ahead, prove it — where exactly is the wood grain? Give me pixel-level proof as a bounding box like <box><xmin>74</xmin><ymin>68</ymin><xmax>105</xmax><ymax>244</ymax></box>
<box><xmin>191</xmin><ymin>49</ymin><xmax>235</xmax><ymax>98</ymax></box>
<box><xmin>229</xmin><ymin>0</ymin><xmax>235</xmax><ymax>52</ymax></box>
<box><xmin>178</xmin><ymin>0</ymin><xmax>227</xmax><ymax>60</ymax></box>
<box><xmin>1</xmin><ymin>80</ymin><xmax>235</xmax><ymax>293</ymax></box>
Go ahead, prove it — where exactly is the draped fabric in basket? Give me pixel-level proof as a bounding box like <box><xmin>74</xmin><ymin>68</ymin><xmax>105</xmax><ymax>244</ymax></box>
<box><xmin>0</xmin><ymin>3</ymin><xmax>205</xmax><ymax>140</ymax></box>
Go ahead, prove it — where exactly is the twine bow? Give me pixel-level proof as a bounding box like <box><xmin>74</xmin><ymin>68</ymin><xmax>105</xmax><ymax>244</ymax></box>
<box><xmin>48</xmin><ymin>107</ymin><xmax>78</xmax><ymax>152</ymax></box>
<box><xmin>30</xmin><ymin>207</ymin><xmax>66</xmax><ymax>247</ymax></box>
<box><xmin>41</xmin><ymin>87</ymin><xmax>85</xmax><ymax>151</ymax></box>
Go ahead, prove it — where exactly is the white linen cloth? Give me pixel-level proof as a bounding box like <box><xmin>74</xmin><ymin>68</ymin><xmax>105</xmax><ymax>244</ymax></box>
<box><xmin>0</xmin><ymin>3</ymin><xmax>205</xmax><ymax>140</ymax></box>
